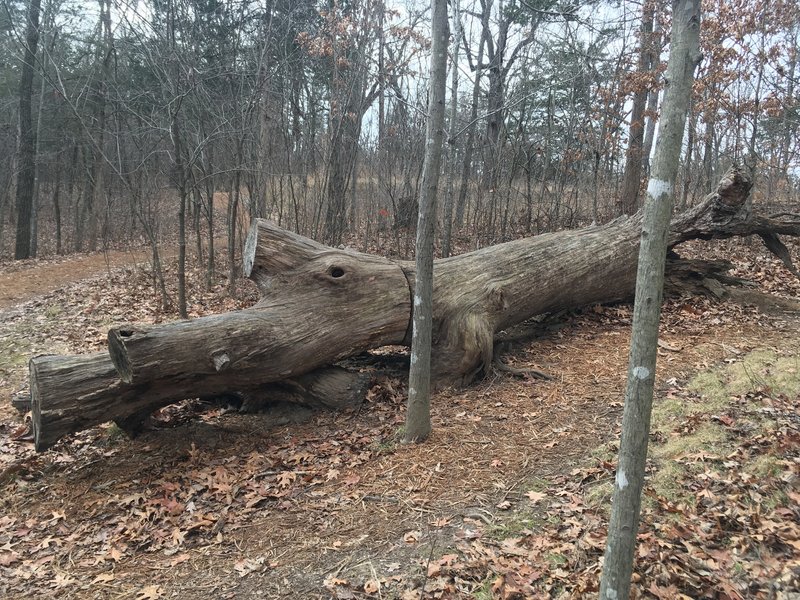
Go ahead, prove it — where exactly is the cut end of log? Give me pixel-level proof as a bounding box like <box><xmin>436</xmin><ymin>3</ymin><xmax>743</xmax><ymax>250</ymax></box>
<box><xmin>108</xmin><ymin>328</ymin><xmax>134</xmax><ymax>384</ymax></box>
<box><xmin>30</xmin><ymin>356</ymin><xmax>58</xmax><ymax>452</ymax></box>
<box><xmin>30</xmin><ymin>359</ymin><xmax>45</xmax><ymax>451</ymax></box>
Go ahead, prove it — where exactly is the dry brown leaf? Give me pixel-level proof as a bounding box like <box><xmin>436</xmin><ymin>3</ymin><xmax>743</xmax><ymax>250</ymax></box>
<box><xmin>525</xmin><ymin>491</ymin><xmax>546</xmax><ymax>503</ymax></box>
<box><xmin>136</xmin><ymin>585</ymin><xmax>163</xmax><ymax>600</ymax></box>
<box><xmin>403</xmin><ymin>530</ymin><xmax>421</xmax><ymax>543</ymax></box>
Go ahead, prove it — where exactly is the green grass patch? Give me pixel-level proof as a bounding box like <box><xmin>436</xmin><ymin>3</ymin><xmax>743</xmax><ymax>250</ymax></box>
<box><xmin>650</xmin><ymin>422</ymin><xmax>729</xmax><ymax>461</ymax></box>
<box><xmin>747</xmin><ymin>454</ymin><xmax>784</xmax><ymax>479</ymax></box>
<box><xmin>471</xmin><ymin>576</ymin><xmax>495</xmax><ymax>600</ymax></box>
<box><xmin>584</xmin><ymin>480</ymin><xmax>613</xmax><ymax>515</ymax></box>
<box><xmin>689</xmin><ymin>349</ymin><xmax>800</xmax><ymax>401</ymax></box>
<box><xmin>43</xmin><ymin>304</ymin><xmax>63</xmax><ymax>318</ymax></box>
<box><xmin>686</xmin><ymin>371</ymin><xmax>729</xmax><ymax>407</ymax></box>
<box><xmin>524</xmin><ymin>477</ymin><xmax>549</xmax><ymax>493</ymax></box>
<box><xmin>545</xmin><ymin>552</ymin><xmax>568</xmax><ymax>567</ymax></box>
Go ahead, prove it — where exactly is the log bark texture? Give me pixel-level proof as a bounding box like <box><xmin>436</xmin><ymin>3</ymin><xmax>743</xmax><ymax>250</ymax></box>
<box><xmin>27</xmin><ymin>167</ymin><xmax>800</xmax><ymax>450</ymax></box>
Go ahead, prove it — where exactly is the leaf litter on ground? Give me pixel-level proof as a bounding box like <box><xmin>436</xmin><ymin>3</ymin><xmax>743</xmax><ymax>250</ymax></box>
<box><xmin>0</xmin><ymin>237</ymin><xmax>797</xmax><ymax>598</ymax></box>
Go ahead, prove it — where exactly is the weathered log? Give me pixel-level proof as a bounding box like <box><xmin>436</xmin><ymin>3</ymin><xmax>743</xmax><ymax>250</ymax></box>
<box><xmin>27</xmin><ymin>167</ymin><xmax>800</xmax><ymax>449</ymax></box>
<box><xmin>108</xmin><ymin>223</ymin><xmax>411</xmax><ymax>384</ymax></box>
<box><xmin>30</xmin><ymin>352</ymin><xmax>164</xmax><ymax>451</ymax></box>
<box><xmin>30</xmin><ymin>352</ymin><xmax>372</xmax><ymax>451</ymax></box>
<box><xmin>108</xmin><ymin>169</ymin><xmax>796</xmax><ymax>390</ymax></box>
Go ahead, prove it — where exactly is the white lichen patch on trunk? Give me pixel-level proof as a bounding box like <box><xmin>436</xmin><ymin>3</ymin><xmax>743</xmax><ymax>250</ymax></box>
<box><xmin>646</xmin><ymin>178</ymin><xmax>673</xmax><ymax>199</ymax></box>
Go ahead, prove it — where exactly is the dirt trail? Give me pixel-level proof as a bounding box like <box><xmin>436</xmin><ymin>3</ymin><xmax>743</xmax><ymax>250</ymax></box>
<box><xmin>0</xmin><ymin>248</ymin><xmax>157</xmax><ymax>310</ymax></box>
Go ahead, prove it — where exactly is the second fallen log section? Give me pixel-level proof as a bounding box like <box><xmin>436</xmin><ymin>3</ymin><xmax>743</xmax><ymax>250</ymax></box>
<box><xmin>30</xmin><ymin>351</ymin><xmax>371</xmax><ymax>452</ymax></box>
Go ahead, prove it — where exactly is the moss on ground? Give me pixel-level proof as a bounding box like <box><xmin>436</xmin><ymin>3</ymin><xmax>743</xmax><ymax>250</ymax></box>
<box><xmin>688</xmin><ymin>349</ymin><xmax>800</xmax><ymax>402</ymax></box>
<box><xmin>646</xmin><ymin>348</ymin><xmax>800</xmax><ymax>506</ymax></box>
<box><xmin>592</xmin><ymin>348</ymin><xmax>800</xmax><ymax>514</ymax></box>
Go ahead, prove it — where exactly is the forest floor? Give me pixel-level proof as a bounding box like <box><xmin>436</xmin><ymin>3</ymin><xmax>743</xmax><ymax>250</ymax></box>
<box><xmin>0</xmin><ymin>235</ymin><xmax>798</xmax><ymax>599</ymax></box>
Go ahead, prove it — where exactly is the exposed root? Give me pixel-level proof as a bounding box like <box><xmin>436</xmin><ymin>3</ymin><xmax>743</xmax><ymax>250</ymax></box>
<box><xmin>492</xmin><ymin>357</ymin><xmax>554</xmax><ymax>381</ymax></box>
<box><xmin>492</xmin><ymin>341</ymin><xmax>554</xmax><ymax>381</ymax></box>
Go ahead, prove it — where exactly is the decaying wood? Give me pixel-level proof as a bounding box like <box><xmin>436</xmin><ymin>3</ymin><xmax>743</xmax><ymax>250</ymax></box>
<box><xmin>26</xmin><ymin>167</ymin><xmax>800</xmax><ymax>450</ymax></box>
<box><xmin>410</xmin><ymin>169</ymin><xmax>797</xmax><ymax>383</ymax></box>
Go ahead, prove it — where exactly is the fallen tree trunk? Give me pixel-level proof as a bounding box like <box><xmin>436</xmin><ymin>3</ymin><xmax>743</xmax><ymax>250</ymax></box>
<box><xmin>29</xmin><ymin>353</ymin><xmax>371</xmax><ymax>451</ymax></box>
<box><xmin>27</xmin><ymin>168</ymin><xmax>800</xmax><ymax>449</ymax></box>
<box><xmin>413</xmin><ymin>169</ymin><xmax>796</xmax><ymax>382</ymax></box>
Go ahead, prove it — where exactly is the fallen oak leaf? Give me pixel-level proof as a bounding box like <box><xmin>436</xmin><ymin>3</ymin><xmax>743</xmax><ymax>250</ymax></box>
<box><xmin>276</xmin><ymin>471</ymin><xmax>296</xmax><ymax>488</ymax></box>
<box><xmin>136</xmin><ymin>585</ymin><xmax>163</xmax><ymax>600</ymax></box>
<box><xmin>323</xmin><ymin>575</ymin><xmax>350</xmax><ymax>588</ymax></box>
<box><xmin>712</xmin><ymin>414</ymin><xmax>736</xmax><ymax>427</ymax></box>
<box><xmin>363</xmin><ymin>580</ymin><xmax>381</xmax><ymax>593</ymax></box>
<box><xmin>234</xmin><ymin>557</ymin><xmax>266</xmax><ymax>577</ymax></box>
<box><xmin>168</xmin><ymin>552</ymin><xmax>192</xmax><ymax>567</ymax></box>
<box><xmin>525</xmin><ymin>491</ymin><xmax>546</xmax><ymax>503</ymax></box>
<box><xmin>403</xmin><ymin>530</ymin><xmax>421</xmax><ymax>543</ymax></box>
<box><xmin>657</xmin><ymin>339</ymin><xmax>682</xmax><ymax>352</ymax></box>
<box><xmin>109</xmin><ymin>546</ymin><xmax>123</xmax><ymax>562</ymax></box>
<box><xmin>10</xmin><ymin>423</ymin><xmax>31</xmax><ymax>440</ymax></box>
<box><xmin>53</xmin><ymin>573</ymin><xmax>77</xmax><ymax>588</ymax></box>
<box><xmin>342</xmin><ymin>473</ymin><xmax>360</xmax><ymax>486</ymax></box>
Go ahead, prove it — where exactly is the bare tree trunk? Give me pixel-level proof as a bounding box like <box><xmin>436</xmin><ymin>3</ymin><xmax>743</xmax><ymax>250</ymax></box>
<box><xmin>227</xmin><ymin>167</ymin><xmax>240</xmax><ymax>296</ymax></box>
<box><xmin>171</xmin><ymin>112</ymin><xmax>188</xmax><ymax>319</ymax></box>
<box><xmin>405</xmin><ymin>0</ymin><xmax>448</xmax><ymax>443</ymax></box>
<box><xmin>90</xmin><ymin>0</ymin><xmax>111</xmax><ymax>252</ymax></box>
<box><xmin>441</xmin><ymin>0</ymin><xmax>460</xmax><ymax>258</ymax></box>
<box><xmin>620</xmin><ymin>1</ymin><xmax>655</xmax><ymax>215</ymax></box>
<box><xmin>600</xmin><ymin>2</ymin><xmax>701</xmax><ymax>597</ymax></box>
<box><xmin>701</xmin><ymin>94</ymin><xmax>717</xmax><ymax>193</ymax></box>
<box><xmin>53</xmin><ymin>165</ymin><xmax>62</xmax><ymax>254</ymax></box>
<box><xmin>324</xmin><ymin>31</ymin><xmax>365</xmax><ymax>247</ymax></box>
<box><xmin>641</xmin><ymin>9</ymin><xmax>662</xmax><ymax>176</ymax></box>
<box><xmin>780</xmin><ymin>25</ymin><xmax>798</xmax><ymax>181</ymax></box>
<box><xmin>454</xmin><ymin>16</ymin><xmax>487</xmax><ymax>229</ymax></box>
<box><xmin>14</xmin><ymin>0</ymin><xmax>42</xmax><ymax>260</ymax></box>
<box><xmin>680</xmin><ymin>99</ymin><xmax>696</xmax><ymax>209</ymax></box>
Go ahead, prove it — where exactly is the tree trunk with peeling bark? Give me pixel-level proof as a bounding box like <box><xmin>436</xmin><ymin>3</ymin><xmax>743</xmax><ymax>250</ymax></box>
<box><xmin>26</xmin><ymin>168</ymin><xmax>800</xmax><ymax>450</ymax></box>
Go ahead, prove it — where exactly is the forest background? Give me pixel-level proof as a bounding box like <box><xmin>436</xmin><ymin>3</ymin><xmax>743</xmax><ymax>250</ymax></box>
<box><xmin>1</xmin><ymin>0</ymin><xmax>798</xmax><ymax>297</ymax></box>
